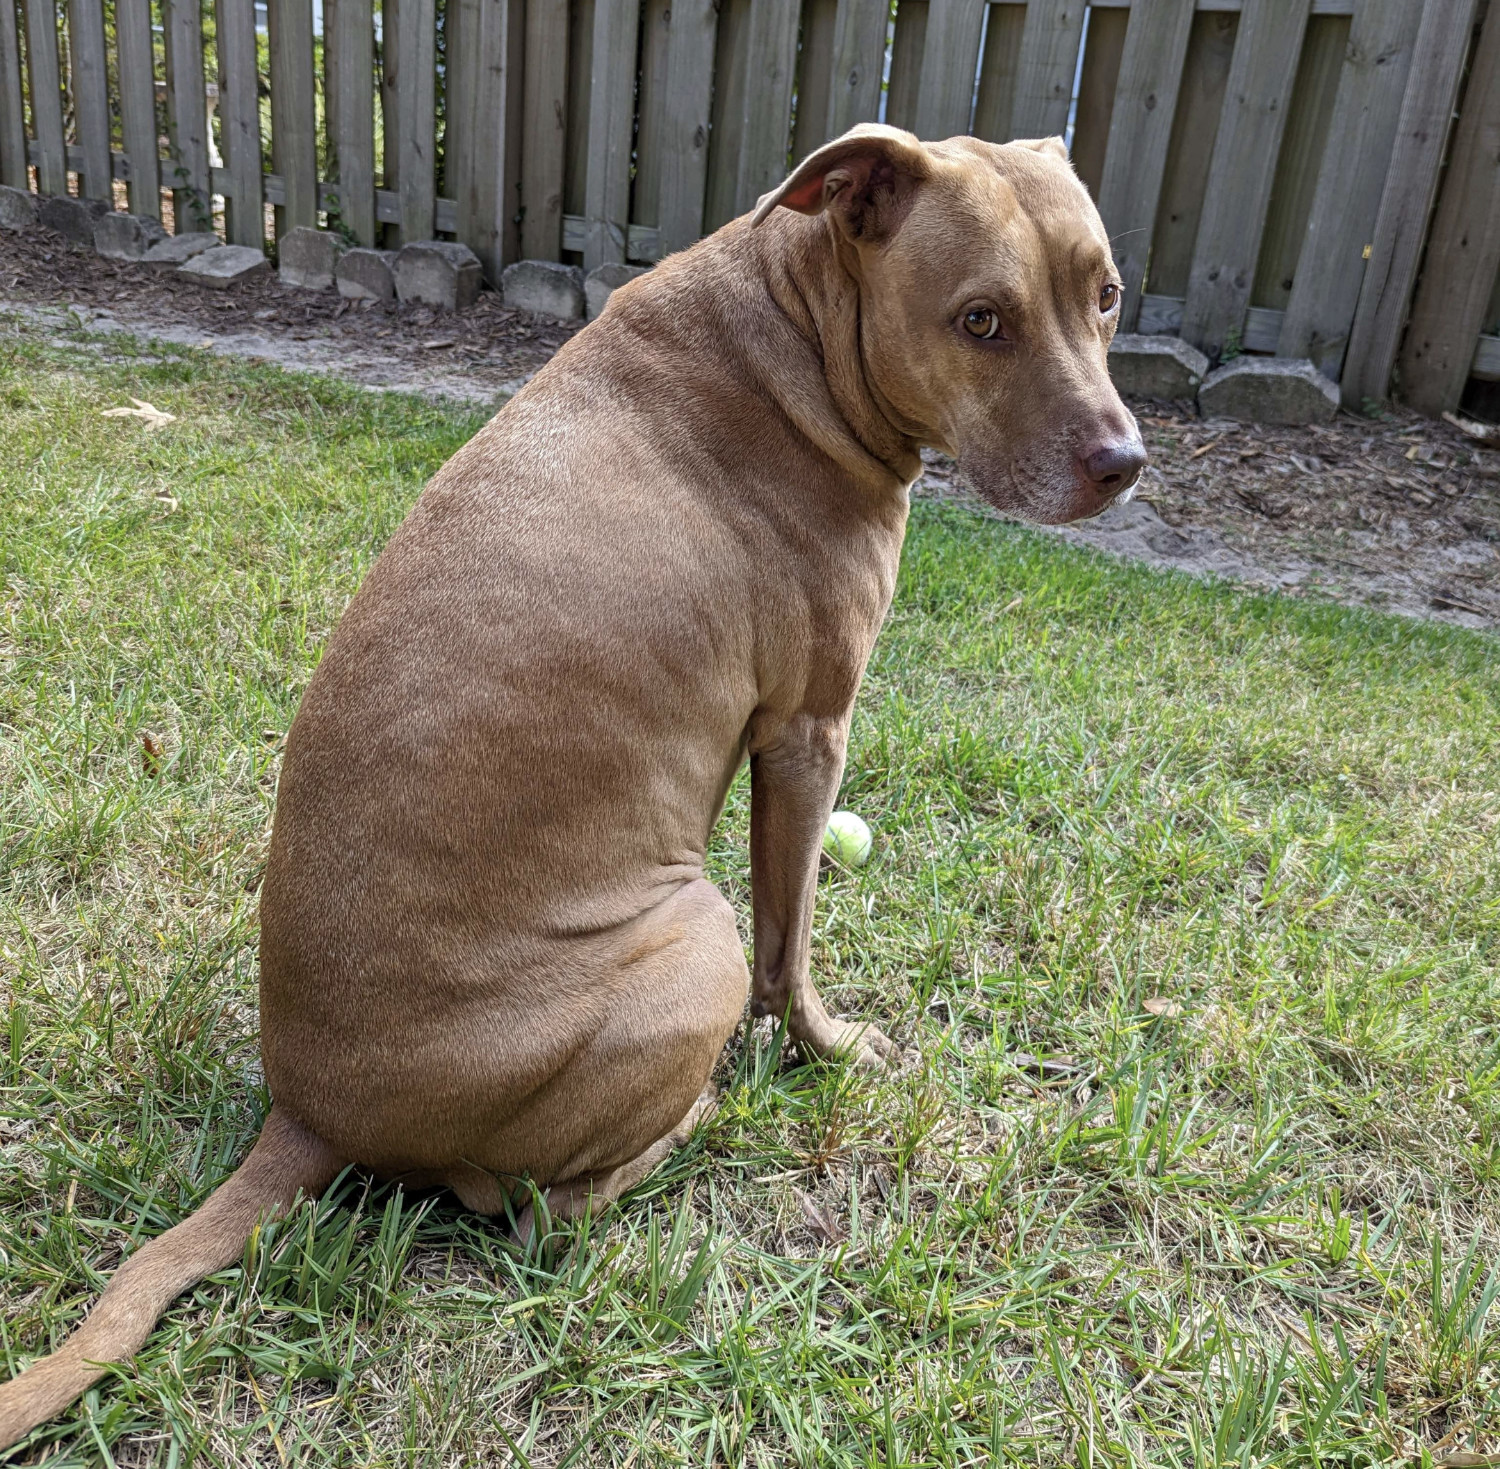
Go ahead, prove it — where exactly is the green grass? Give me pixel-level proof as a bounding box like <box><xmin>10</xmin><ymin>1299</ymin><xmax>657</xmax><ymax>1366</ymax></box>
<box><xmin>2</xmin><ymin>317</ymin><xmax>1499</xmax><ymax>1467</ymax></box>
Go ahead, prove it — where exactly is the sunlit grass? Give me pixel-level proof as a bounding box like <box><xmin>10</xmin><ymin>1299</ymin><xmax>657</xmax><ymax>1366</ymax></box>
<box><xmin>2</xmin><ymin>315</ymin><xmax>1499</xmax><ymax>1466</ymax></box>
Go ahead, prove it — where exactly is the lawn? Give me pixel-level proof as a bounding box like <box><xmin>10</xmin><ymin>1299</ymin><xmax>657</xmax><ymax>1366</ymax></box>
<box><xmin>2</xmin><ymin>319</ymin><xmax>1499</xmax><ymax>1468</ymax></box>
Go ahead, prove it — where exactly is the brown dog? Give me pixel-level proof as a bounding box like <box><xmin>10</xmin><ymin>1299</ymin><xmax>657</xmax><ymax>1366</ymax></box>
<box><xmin>0</xmin><ymin>124</ymin><xmax>1143</xmax><ymax>1447</ymax></box>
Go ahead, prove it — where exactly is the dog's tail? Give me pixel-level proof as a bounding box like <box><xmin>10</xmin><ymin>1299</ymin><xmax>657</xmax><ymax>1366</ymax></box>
<box><xmin>0</xmin><ymin>1106</ymin><xmax>341</xmax><ymax>1451</ymax></box>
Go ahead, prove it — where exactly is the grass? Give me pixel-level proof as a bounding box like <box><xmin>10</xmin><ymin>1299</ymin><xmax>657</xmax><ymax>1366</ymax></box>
<box><xmin>1</xmin><ymin>314</ymin><xmax>1499</xmax><ymax>1467</ymax></box>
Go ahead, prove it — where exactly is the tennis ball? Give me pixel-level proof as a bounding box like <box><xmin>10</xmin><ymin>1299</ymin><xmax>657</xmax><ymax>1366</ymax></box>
<box><xmin>823</xmin><ymin>810</ymin><xmax>873</xmax><ymax>868</ymax></box>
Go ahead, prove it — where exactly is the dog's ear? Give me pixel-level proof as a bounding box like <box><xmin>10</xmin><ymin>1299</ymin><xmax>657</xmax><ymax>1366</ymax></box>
<box><xmin>1009</xmin><ymin>136</ymin><xmax>1069</xmax><ymax>162</ymax></box>
<box><xmin>751</xmin><ymin>124</ymin><xmax>931</xmax><ymax>242</ymax></box>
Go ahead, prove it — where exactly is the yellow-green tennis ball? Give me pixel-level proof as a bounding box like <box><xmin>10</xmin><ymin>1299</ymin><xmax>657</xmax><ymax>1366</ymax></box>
<box><xmin>823</xmin><ymin>810</ymin><xmax>873</xmax><ymax>867</ymax></box>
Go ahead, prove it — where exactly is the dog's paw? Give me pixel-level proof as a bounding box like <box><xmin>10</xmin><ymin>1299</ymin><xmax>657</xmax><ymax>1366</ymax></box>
<box><xmin>801</xmin><ymin>1016</ymin><xmax>897</xmax><ymax>1071</ymax></box>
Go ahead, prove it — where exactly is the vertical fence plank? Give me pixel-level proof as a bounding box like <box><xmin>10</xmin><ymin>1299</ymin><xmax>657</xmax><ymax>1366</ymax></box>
<box><xmin>394</xmin><ymin>0</ymin><xmax>434</xmax><ymax>240</ymax></box>
<box><xmin>582</xmin><ymin>0</ymin><xmax>640</xmax><ymax>266</ymax></box>
<box><xmin>734</xmin><ymin>0</ymin><xmax>799</xmax><ymax>212</ymax></box>
<box><xmin>704</xmin><ymin>0</ymin><xmax>746</xmax><ymax>229</ymax></box>
<box><xmin>563</xmin><ymin>0</ymin><xmax>594</xmax><ymax>221</ymax></box>
<box><xmin>1277</xmin><ymin>0</ymin><xmax>1420</xmax><ymax>375</ymax></box>
<box><xmin>116</xmin><ymin>0</ymin><xmax>160</xmax><ymax>214</ymax></box>
<box><xmin>1397</xmin><ymin>6</ymin><xmax>1500</xmax><ymax>414</ymax></box>
<box><xmin>827</xmin><ymin>0</ymin><xmax>887</xmax><ymax>137</ymax></box>
<box><xmin>1010</xmin><ymin>0</ymin><xmax>1085</xmax><ymax>139</ymax></box>
<box><xmin>269</xmin><ymin>0</ymin><xmax>318</xmax><ymax>234</ymax></box>
<box><xmin>1180</xmin><ymin>0</ymin><xmax>1310</xmax><ymax>362</ymax></box>
<box><xmin>0</xmin><ymin>0</ymin><xmax>23</xmax><ymax>187</ymax></box>
<box><xmin>1249</xmin><ymin>12</ymin><xmax>1344</xmax><ymax>315</ymax></box>
<box><xmin>913</xmin><ymin>0</ymin><xmax>987</xmax><ymax>139</ymax></box>
<box><xmin>22</xmin><ymin>0</ymin><xmax>67</xmax><ymax>194</ymax></box>
<box><xmin>1342</xmin><ymin>0</ymin><xmax>1480</xmax><ymax>408</ymax></box>
<box><xmin>633</xmin><ymin>0</ymin><xmax>672</xmax><ymax>223</ymax></box>
<box><xmin>792</xmin><ymin>0</ymin><xmax>837</xmax><ymax>160</ymax></box>
<box><xmin>656</xmin><ymin>0</ymin><xmax>716</xmax><ymax>253</ymax></box>
<box><xmin>381</xmin><ymin>0</ymin><xmax>399</xmax><ymax>200</ymax></box>
<box><xmin>327</xmin><ymin>0</ymin><xmax>376</xmax><ymax>244</ymax></box>
<box><xmin>217</xmin><ymin>0</ymin><xmax>265</xmax><ymax>243</ymax></box>
<box><xmin>164</xmin><ymin>0</ymin><xmax>211</xmax><ymax>230</ymax></box>
<box><xmin>69</xmin><ymin>0</ymin><xmax>112</xmax><ymax>198</ymax></box>
<box><xmin>521</xmin><ymin>0</ymin><xmax>569</xmax><ymax>258</ymax></box>
<box><xmin>1069</xmin><ymin>6</ymin><xmax>1126</xmax><ymax>198</ymax></box>
<box><xmin>884</xmin><ymin>0</ymin><xmax>928</xmax><ymax>132</ymax></box>
<box><xmin>1096</xmin><ymin>0</ymin><xmax>1197</xmax><ymax>329</ymax></box>
<box><xmin>452</xmin><ymin>0</ymin><xmax>524</xmax><ymax>276</ymax></box>
<box><xmin>972</xmin><ymin>3</ymin><xmax>1027</xmax><ymax>144</ymax></box>
<box><xmin>1146</xmin><ymin>10</ymin><xmax>1236</xmax><ymax>302</ymax></box>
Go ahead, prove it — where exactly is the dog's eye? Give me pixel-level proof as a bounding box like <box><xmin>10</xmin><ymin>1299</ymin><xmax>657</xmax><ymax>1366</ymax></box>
<box><xmin>1099</xmin><ymin>283</ymin><xmax>1120</xmax><ymax>314</ymax></box>
<box><xmin>962</xmin><ymin>308</ymin><xmax>1002</xmax><ymax>340</ymax></box>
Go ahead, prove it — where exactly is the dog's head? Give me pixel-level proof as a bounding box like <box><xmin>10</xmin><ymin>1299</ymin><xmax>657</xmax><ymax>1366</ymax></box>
<box><xmin>754</xmin><ymin>124</ymin><xmax>1145</xmax><ymax>524</ymax></box>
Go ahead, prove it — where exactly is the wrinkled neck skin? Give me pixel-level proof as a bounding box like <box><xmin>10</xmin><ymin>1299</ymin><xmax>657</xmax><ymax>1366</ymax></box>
<box><xmin>715</xmin><ymin>212</ymin><xmax>925</xmax><ymax>498</ymax></box>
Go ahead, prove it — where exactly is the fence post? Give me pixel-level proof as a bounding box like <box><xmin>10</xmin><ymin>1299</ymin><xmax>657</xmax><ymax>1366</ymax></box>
<box><xmin>584</xmin><ymin>0</ymin><xmax>642</xmax><ymax>268</ymax></box>
<box><xmin>1010</xmin><ymin>0</ymin><xmax>1086</xmax><ymax>139</ymax></box>
<box><xmin>1397</xmin><ymin>4</ymin><xmax>1500</xmax><ymax>416</ymax></box>
<box><xmin>217</xmin><ymin>0</ymin><xmax>266</xmax><ymax>245</ymax></box>
<box><xmin>521</xmin><ymin>0</ymin><xmax>570</xmax><ymax>259</ymax></box>
<box><xmin>827</xmin><ymin>0</ymin><xmax>888</xmax><ymax>138</ymax></box>
<box><xmin>116</xmin><ymin>0</ymin><xmax>161</xmax><ymax>216</ymax></box>
<box><xmin>269</xmin><ymin>0</ymin><xmax>318</xmax><ymax>236</ymax></box>
<box><xmin>21</xmin><ymin>0</ymin><xmax>66</xmax><ymax>195</ymax></box>
<box><xmin>1095</xmin><ymin>0</ymin><xmax>1196</xmax><ymax>331</ymax></box>
<box><xmin>914</xmin><ymin>0</ymin><xmax>987</xmax><ymax>139</ymax></box>
<box><xmin>164</xmin><ymin>0</ymin><xmax>212</xmax><ymax>232</ymax></box>
<box><xmin>1341</xmin><ymin>0</ymin><xmax>1479</xmax><ymax>410</ymax></box>
<box><xmin>68</xmin><ymin>0</ymin><xmax>112</xmax><ymax>200</ymax></box>
<box><xmin>1179</xmin><ymin>0</ymin><xmax>1310</xmax><ymax>364</ymax></box>
<box><xmin>326</xmin><ymin>0</ymin><xmax>377</xmax><ymax>246</ymax></box>
<box><xmin>0</xmin><ymin>0</ymin><xmax>26</xmax><ymax>188</ymax></box>
<box><xmin>656</xmin><ymin>0</ymin><xmax>716</xmax><ymax>255</ymax></box>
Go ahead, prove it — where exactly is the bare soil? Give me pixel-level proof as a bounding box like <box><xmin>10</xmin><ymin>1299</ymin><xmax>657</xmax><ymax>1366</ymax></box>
<box><xmin>5</xmin><ymin>222</ymin><xmax>1498</xmax><ymax>631</ymax></box>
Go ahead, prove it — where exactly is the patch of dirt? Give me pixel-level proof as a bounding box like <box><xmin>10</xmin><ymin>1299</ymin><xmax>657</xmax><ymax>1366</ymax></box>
<box><xmin>923</xmin><ymin>402</ymin><xmax>1500</xmax><ymax>632</ymax></box>
<box><xmin>1</xmin><ymin>223</ymin><xmax>576</xmax><ymax>403</ymax></box>
<box><xmin>4</xmin><ymin>218</ymin><xmax>1498</xmax><ymax>631</ymax></box>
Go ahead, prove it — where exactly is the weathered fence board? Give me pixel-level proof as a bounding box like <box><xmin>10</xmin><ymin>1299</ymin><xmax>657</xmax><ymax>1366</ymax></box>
<box><xmin>914</xmin><ymin>0</ymin><xmax>987</xmax><ymax>139</ymax></box>
<box><xmin>164</xmin><ymin>0</ymin><xmax>212</xmax><ymax>231</ymax></box>
<box><xmin>793</xmin><ymin>0</ymin><xmax>838</xmax><ymax>161</ymax></box>
<box><xmin>1070</xmin><ymin>6</ymin><xmax>1127</xmax><ymax>199</ymax></box>
<box><xmin>584</xmin><ymin>0</ymin><xmax>641</xmax><ymax>267</ymax></box>
<box><xmin>451</xmin><ymin>0</ymin><xmax>524</xmax><ymax>276</ymax></box>
<box><xmin>68</xmin><ymin>0</ymin><xmax>111</xmax><ymax>199</ymax></box>
<box><xmin>884</xmin><ymin>0</ymin><xmax>927</xmax><ymax>132</ymax></box>
<box><xmin>972</xmin><ymin>4</ymin><xmax>1027</xmax><ymax>144</ymax></box>
<box><xmin>564</xmin><ymin>0</ymin><xmax>595</xmax><ymax>219</ymax></box>
<box><xmin>1096</xmin><ymin>0</ymin><xmax>1198</xmax><ymax>329</ymax></box>
<box><xmin>22</xmin><ymin>0</ymin><xmax>67</xmax><ymax>195</ymax></box>
<box><xmin>1342</xmin><ymin>0</ymin><xmax>1479</xmax><ymax>409</ymax></box>
<box><xmin>327</xmin><ymin>0</ymin><xmax>377</xmax><ymax>245</ymax></box>
<box><xmin>115</xmin><ymin>0</ymin><xmax>160</xmax><ymax>216</ymax></box>
<box><xmin>1277</xmin><ymin>0</ymin><xmax>1420</xmax><ymax>374</ymax></box>
<box><xmin>1147</xmin><ymin>9</ymin><xmax>1237</xmax><ymax>299</ymax></box>
<box><xmin>1180</xmin><ymin>0</ymin><xmax>1310</xmax><ymax>362</ymax></box>
<box><xmin>633</xmin><ymin>0</ymin><xmax>673</xmax><ymax>226</ymax></box>
<box><xmin>656</xmin><ymin>0</ymin><xmax>717</xmax><ymax>254</ymax></box>
<box><xmin>521</xmin><ymin>0</ymin><xmax>570</xmax><ymax>259</ymax></box>
<box><xmin>217</xmin><ymin>0</ymin><xmax>266</xmax><ymax>245</ymax></box>
<box><xmin>827</xmin><ymin>0</ymin><xmax>888</xmax><ymax>137</ymax></box>
<box><xmin>269</xmin><ymin>0</ymin><xmax>319</xmax><ymax>234</ymax></box>
<box><xmin>734</xmin><ymin>0</ymin><xmax>800</xmax><ymax>214</ymax></box>
<box><xmin>1398</xmin><ymin>6</ymin><xmax>1500</xmax><ymax>415</ymax></box>
<box><xmin>703</xmin><ymin>0</ymin><xmax>747</xmax><ymax>231</ymax></box>
<box><xmin>1010</xmin><ymin>0</ymin><xmax>1086</xmax><ymax>139</ymax></box>
<box><xmin>0</xmin><ymin>0</ymin><xmax>23</xmax><ymax>188</ymax></box>
<box><xmin>395</xmin><ymin>0</ymin><xmax>436</xmax><ymax>241</ymax></box>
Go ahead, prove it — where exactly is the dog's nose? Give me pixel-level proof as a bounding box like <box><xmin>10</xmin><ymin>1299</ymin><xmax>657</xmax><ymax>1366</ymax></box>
<box><xmin>1078</xmin><ymin>438</ymin><xmax>1147</xmax><ymax>494</ymax></box>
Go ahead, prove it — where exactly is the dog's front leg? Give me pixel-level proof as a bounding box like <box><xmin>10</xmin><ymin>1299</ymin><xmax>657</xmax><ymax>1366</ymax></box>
<box><xmin>748</xmin><ymin>711</ymin><xmax>894</xmax><ymax>1068</ymax></box>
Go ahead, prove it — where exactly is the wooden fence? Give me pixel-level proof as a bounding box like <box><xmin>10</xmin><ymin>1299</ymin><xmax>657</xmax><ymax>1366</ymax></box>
<box><xmin>1</xmin><ymin>0</ymin><xmax>1497</xmax><ymax>414</ymax></box>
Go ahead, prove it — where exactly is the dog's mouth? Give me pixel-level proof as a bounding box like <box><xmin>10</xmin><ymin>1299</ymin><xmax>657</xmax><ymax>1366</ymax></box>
<box><xmin>953</xmin><ymin>457</ymin><xmax>1141</xmax><ymax>526</ymax></box>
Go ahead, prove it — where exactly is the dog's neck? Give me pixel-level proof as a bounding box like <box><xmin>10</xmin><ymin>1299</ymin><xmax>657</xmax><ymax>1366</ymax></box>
<box><xmin>748</xmin><ymin>213</ymin><xmax>925</xmax><ymax>491</ymax></box>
